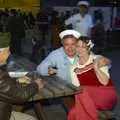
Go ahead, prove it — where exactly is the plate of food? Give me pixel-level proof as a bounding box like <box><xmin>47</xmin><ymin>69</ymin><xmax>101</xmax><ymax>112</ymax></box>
<box><xmin>8</xmin><ymin>71</ymin><xmax>28</xmax><ymax>78</ymax></box>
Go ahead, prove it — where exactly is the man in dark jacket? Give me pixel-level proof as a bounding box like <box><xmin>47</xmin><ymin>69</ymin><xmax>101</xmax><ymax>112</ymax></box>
<box><xmin>0</xmin><ymin>47</ymin><xmax>43</xmax><ymax>120</ymax></box>
<box><xmin>8</xmin><ymin>9</ymin><xmax>25</xmax><ymax>56</ymax></box>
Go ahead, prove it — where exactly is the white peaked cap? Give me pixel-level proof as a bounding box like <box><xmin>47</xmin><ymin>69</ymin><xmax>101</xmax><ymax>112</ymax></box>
<box><xmin>77</xmin><ymin>1</ymin><xmax>89</xmax><ymax>7</ymax></box>
<box><xmin>59</xmin><ymin>30</ymin><xmax>81</xmax><ymax>39</ymax></box>
<box><xmin>0</xmin><ymin>47</ymin><xmax>9</xmax><ymax>51</ymax></box>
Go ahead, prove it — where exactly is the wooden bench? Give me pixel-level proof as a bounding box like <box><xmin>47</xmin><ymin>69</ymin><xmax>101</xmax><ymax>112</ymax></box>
<box><xmin>98</xmin><ymin>110</ymin><xmax>114</xmax><ymax>120</ymax></box>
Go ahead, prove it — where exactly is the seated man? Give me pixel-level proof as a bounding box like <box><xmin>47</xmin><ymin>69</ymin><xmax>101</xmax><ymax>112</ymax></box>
<box><xmin>0</xmin><ymin>47</ymin><xmax>43</xmax><ymax>120</ymax></box>
<box><xmin>37</xmin><ymin>29</ymin><xmax>111</xmax><ymax>82</ymax></box>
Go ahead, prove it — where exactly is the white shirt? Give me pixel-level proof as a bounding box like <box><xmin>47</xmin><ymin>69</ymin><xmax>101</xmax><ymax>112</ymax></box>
<box><xmin>65</xmin><ymin>13</ymin><xmax>93</xmax><ymax>36</ymax></box>
<box><xmin>67</xmin><ymin>57</ymin><xmax>75</xmax><ymax>64</ymax></box>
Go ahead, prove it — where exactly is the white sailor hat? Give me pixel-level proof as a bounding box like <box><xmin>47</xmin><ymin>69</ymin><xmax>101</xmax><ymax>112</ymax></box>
<box><xmin>0</xmin><ymin>47</ymin><xmax>9</xmax><ymax>52</ymax></box>
<box><xmin>77</xmin><ymin>1</ymin><xmax>89</xmax><ymax>7</ymax></box>
<box><xmin>59</xmin><ymin>30</ymin><xmax>81</xmax><ymax>40</ymax></box>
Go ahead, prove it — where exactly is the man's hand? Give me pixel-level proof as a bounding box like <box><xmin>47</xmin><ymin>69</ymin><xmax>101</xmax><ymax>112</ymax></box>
<box><xmin>48</xmin><ymin>66</ymin><xmax>57</xmax><ymax>75</ymax></box>
<box><xmin>16</xmin><ymin>76</ymin><xmax>32</xmax><ymax>84</ymax></box>
<box><xmin>35</xmin><ymin>78</ymin><xmax>44</xmax><ymax>89</ymax></box>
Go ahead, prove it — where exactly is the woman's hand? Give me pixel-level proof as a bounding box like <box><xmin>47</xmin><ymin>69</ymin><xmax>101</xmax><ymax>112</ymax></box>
<box><xmin>74</xmin><ymin>67</ymin><xmax>85</xmax><ymax>73</ymax></box>
<box><xmin>93</xmin><ymin>59</ymin><xmax>110</xmax><ymax>86</ymax></box>
<box><xmin>74</xmin><ymin>63</ymin><xmax>94</xmax><ymax>74</ymax></box>
<box><xmin>93</xmin><ymin>59</ymin><xmax>99</xmax><ymax>71</ymax></box>
<box><xmin>84</xmin><ymin>63</ymin><xmax>94</xmax><ymax>70</ymax></box>
<box><xmin>94</xmin><ymin>56</ymin><xmax>111</xmax><ymax>69</ymax></box>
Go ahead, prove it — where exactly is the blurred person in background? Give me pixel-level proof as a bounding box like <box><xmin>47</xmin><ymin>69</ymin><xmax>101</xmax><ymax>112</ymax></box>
<box><xmin>8</xmin><ymin>9</ymin><xmax>25</xmax><ymax>56</ymax></box>
<box><xmin>65</xmin><ymin>1</ymin><xmax>93</xmax><ymax>36</ymax></box>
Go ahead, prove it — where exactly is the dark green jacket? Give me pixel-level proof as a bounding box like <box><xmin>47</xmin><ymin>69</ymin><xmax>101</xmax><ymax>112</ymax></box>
<box><xmin>0</xmin><ymin>68</ymin><xmax>38</xmax><ymax>120</ymax></box>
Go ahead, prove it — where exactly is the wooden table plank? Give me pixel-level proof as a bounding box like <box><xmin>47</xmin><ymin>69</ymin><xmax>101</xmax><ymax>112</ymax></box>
<box><xmin>43</xmin><ymin>80</ymin><xmax>65</xmax><ymax>97</ymax></box>
<box><xmin>52</xmin><ymin>76</ymin><xmax>79</xmax><ymax>91</ymax></box>
<box><xmin>31</xmin><ymin>88</ymin><xmax>54</xmax><ymax>101</ymax></box>
<box><xmin>44</xmin><ymin>76</ymin><xmax>79</xmax><ymax>91</ymax></box>
<box><xmin>42</xmin><ymin>76</ymin><xmax>75</xmax><ymax>96</ymax></box>
<box><xmin>29</xmin><ymin>76</ymin><xmax>80</xmax><ymax>101</ymax></box>
<box><xmin>7</xmin><ymin>58</ymin><xmax>81</xmax><ymax>120</ymax></box>
<box><xmin>9</xmin><ymin>58</ymin><xmax>79</xmax><ymax>101</ymax></box>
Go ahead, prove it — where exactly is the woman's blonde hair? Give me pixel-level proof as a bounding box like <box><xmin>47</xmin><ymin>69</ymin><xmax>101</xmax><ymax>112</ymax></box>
<box><xmin>78</xmin><ymin>36</ymin><xmax>94</xmax><ymax>49</ymax></box>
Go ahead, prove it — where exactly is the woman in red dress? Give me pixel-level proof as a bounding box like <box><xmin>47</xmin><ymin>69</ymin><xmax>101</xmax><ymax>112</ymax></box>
<box><xmin>68</xmin><ymin>36</ymin><xmax>117</xmax><ymax>120</ymax></box>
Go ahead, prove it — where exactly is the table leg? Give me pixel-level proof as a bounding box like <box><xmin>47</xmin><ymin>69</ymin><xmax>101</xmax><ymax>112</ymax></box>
<box><xmin>12</xmin><ymin>105</ymin><xmax>25</xmax><ymax>112</ymax></box>
<box><xmin>61</xmin><ymin>96</ymin><xmax>74</xmax><ymax>114</ymax></box>
<box><xmin>33</xmin><ymin>102</ymin><xmax>44</xmax><ymax>120</ymax></box>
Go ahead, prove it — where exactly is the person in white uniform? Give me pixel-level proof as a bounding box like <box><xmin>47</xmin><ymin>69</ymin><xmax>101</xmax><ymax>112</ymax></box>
<box><xmin>37</xmin><ymin>29</ymin><xmax>111</xmax><ymax>82</ymax></box>
<box><xmin>65</xmin><ymin>1</ymin><xmax>93</xmax><ymax>36</ymax></box>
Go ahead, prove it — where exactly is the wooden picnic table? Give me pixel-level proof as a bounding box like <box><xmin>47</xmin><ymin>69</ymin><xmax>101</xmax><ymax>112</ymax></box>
<box><xmin>8</xmin><ymin>57</ymin><xmax>113</xmax><ymax>120</ymax></box>
<box><xmin>8</xmin><ymin>57</ymin><xmax>79</xmax><ymax>120</ymax></box>
<box><xmin>30</xmin><ymin>75</ymin><xmax>79</xmax><ymax>101</ymax></box>
<box><xmin>30</xmin><ymin>75</ymin><xmax>79</xmax><ymax>120</ymax></box>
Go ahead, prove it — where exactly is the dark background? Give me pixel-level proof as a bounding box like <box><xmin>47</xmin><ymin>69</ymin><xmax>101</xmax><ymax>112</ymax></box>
<box><xmin>41</xmin><ymin>0</ymin><xmax>120</xmax><ymax>7</ymax></box>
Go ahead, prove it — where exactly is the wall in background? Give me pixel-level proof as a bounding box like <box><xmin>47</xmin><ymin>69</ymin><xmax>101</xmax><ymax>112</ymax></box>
<box><xmin>0</xmin><ymin>0</ymin><xmax>40</xmax><ymax>14</ymax></box>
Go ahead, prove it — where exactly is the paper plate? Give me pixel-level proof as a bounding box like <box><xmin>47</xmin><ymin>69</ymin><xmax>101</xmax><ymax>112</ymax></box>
<box><xmin>8</xmin><ymin>71</ymin><xmax>28</xmax><ymax>78</ymax></box>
